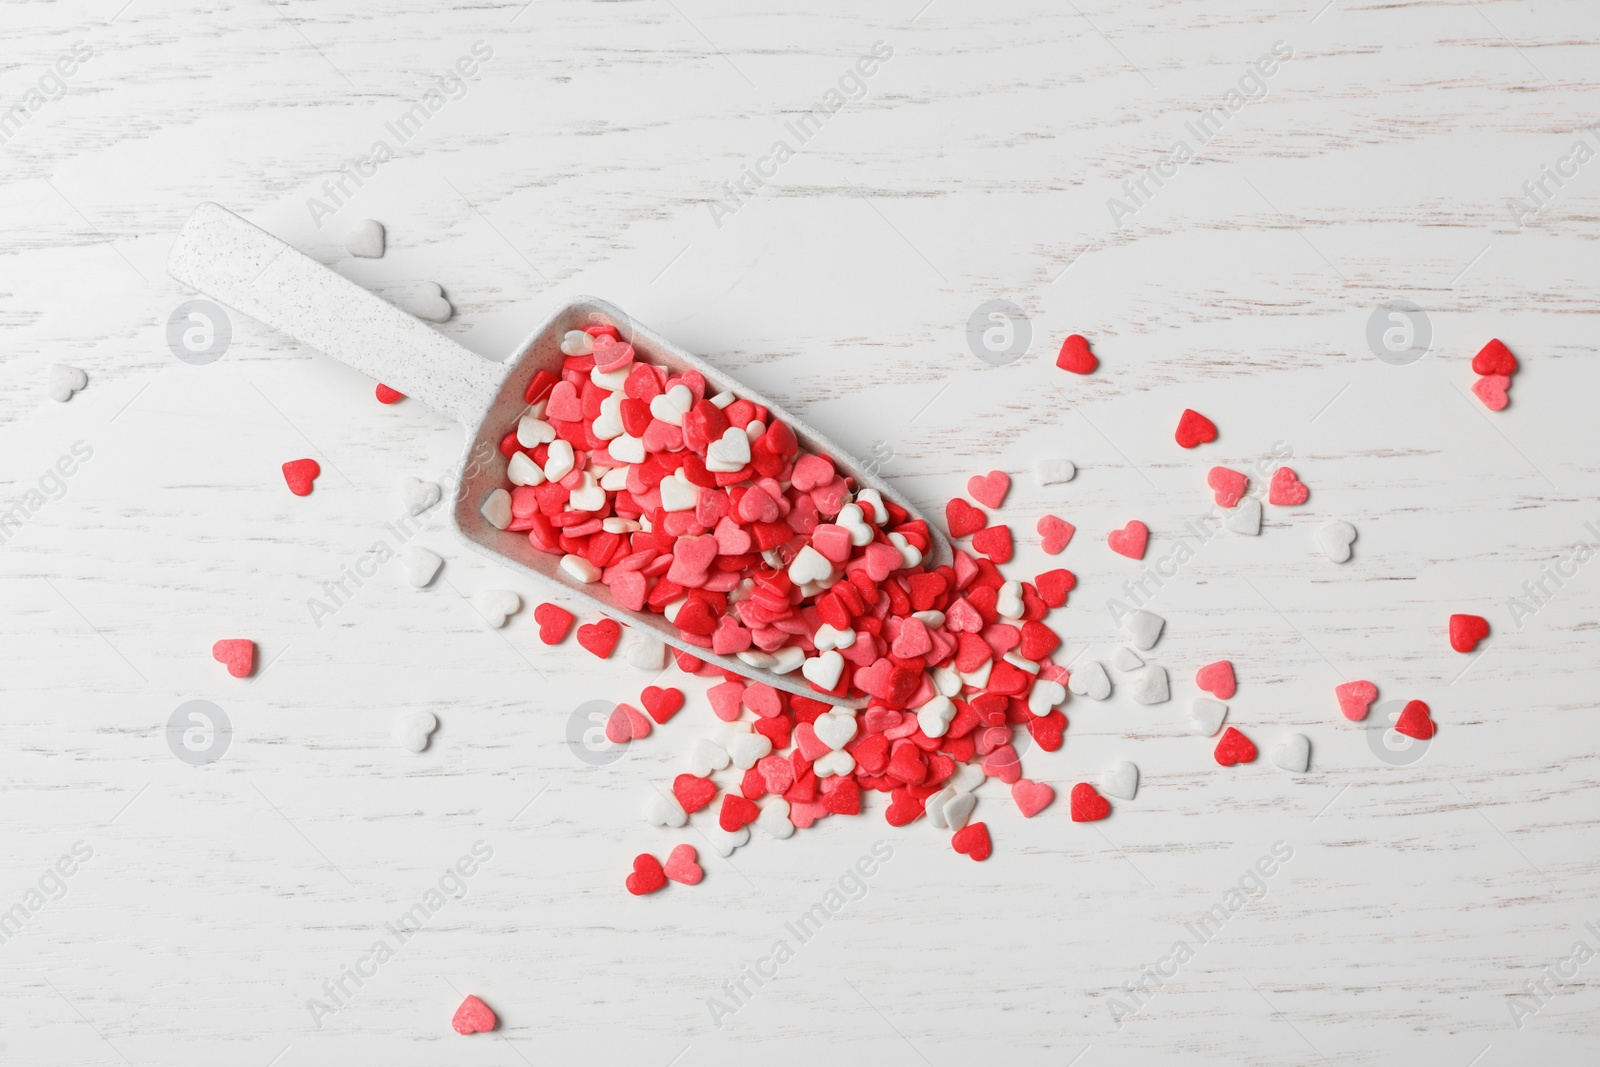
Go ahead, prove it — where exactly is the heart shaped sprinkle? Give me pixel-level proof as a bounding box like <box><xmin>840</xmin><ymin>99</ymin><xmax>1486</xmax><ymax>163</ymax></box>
<box><xmin>1267</xmin><ymin>467</ymin><xmax>1309</xmax><ymax>507</ymax></box>
<box><xmin>533</xmin><ymin>603</ymin><xmax>574</xmax><ymax>644</ymax></box>
<box><xmin>394</xmin><ymin>710</ymin><xmax>438</xmax><ymax>754</ymax></box>
<box><xmin>1195</xmin><ymin>660</ymin><xmax>1236</xmax><ymax>700</ymax></box>
<box><xmin>474</xmin><ymin>589</ymin><xmax>520</xmax><ymax>628</ymax></box>
<box><xmin>1107</xmin><ymin>520</ymin><xmax>1149</xmax><ymax>560</ymax></box>
<box><xmin>399</xmin><ymin>476</ymin><xmax>441</xmax><ymax>515</ymax></box>
<box><xmin>1317</xmin><ymin>520</ymin><xmax>1357</xmax><ymax>563</ymax></box>
<box><xmin>673</xmin><ymin>773</ymin><xmax>716</xmax><ymax>814</ymax></box>
<box><xmin>972</xmin><ymin>525</ymin><xmax>1013</xmax><ymax>564</ymax></box>
<box><xmin>1207</xmin><ymin>466</ymin><xmax>1247</xmax><ymax>507</ymax></box>
<box><xmin>281</xmin><ymin>458</ymin><xmax>320</xmax><ymax>496</ymax></box>
<box><xmin>625</xmin><ymin>853</ymin><xmax>667</xmax><ymax>895</ymax></box>
<box><xmin>945</xmin><ymin>498</ymin><xmax>987</xmax><ymax>538</ymax></box>
<box><xmin>1130</xmin><ymin>665</ymin><xmax>1169</xmax><ymax>705</ymax></box>
<box><xmin>950</xmin><ymin>821</ymin><xmax>992</xmax><ymax>860</ymax></box>
<box><xmin>1214</xmin><ymin>726</ymin><xmax>1257</xmax><ymax>766</ymax></box>
<box><xmin>576</xmin><ymin>618</ymin><xmax>622</xmax><ymax>659</ymax></box>
<box><xmin>967</xmin><ymin>471</ymin><xmax>1010</xmax><ymax>509</ymax></box>
<box><xmin>1270</xmin><ymin>733</ymin><xmax>1311</xmax><ymax>773</ymax></box>
<box><xmin>1449</xmin><ymin>613</ymin><xmax>1489</xmax><ymax>653</ymax></box>
<box><xmin>606</xmin><ymin>703</ymin><xmax>652</xmax><ymax>743</ymax></box>
<box><xmin>1224</xmin><ymin>497</ymin><xmax>1261</xmax><ymax>536</ymax></box>
<box><xmin>375</xmin><ymin>383</ymin><xmax>404</xmax><ymax>403</ymax></box>
<box><xmin>1102</xmin><ymin>761</ymin><xmax>1139</xmax><ymax>800</ymax></box>
<box><xmin>345</xmin><ymin>219</ymin><xmax>385</xmax><ymax>259</ymax></box>
<box><xmin>211</xmin><ymin>639</ymin><xmax>255</xmax><ymax>678</ymax></box>
<box><xmin>1335</xmin><ymin>680</ymin><xmax>1377</xmax><ymax>722</ymax></box>
<box><xmin>1011</xmin><ymin>779</ymin><xmax>1054</xmax><ymax>817</ymax></box>
<box><xmin>1037</xmin><ymin>515</ymin><xmax>1075</xmax><ymax>555</ymax></box>
<box><xmin>1035</xmin><ymin>457</ymin><xmax>1076</xmax><ymax>485</ymax></box>
<box><xmin>1395</xmin><ymin>699</ymin><xmax>1436</xmax><ymax>740</ymax></box>
<box><xmin>1070</xmin><ymin>782</ymin><xmax>1111</xmax><ymax>822</ymax></box>
<box><xmin>1472</xmin><ymin>338</ymin><xmax>1517</xmax><ymax>377</ymax></box>
<box><xmin>47</xmin><ymin>364</ymin><xmax>88</xmax><ymax>402</ymax></box>
<box><xmin>641</xmin><ymin>686</ymin><xmax>685</xmax><ymax>725</ymax></box>
<box><xmin>1055</xmin><ymin>334</ymin><xmax>1097</xmax><ymax>375</ymax></box>
<box><xmin>400</xmin><ymin>281</ymin><xmax>453</xmax><ymax>322</ymax></box>
<box><xmin>1175</xmin><ymin>408</ymin><xmax>1217</xmax><ymax>449</ymax></box>
<box><xmin>451</xmin><ymin>994</ymin><xmax>496</xmax><ymax>1034</ymax></box>
<box><xmin>1121</xmin><ymin>609</ymin><xmax>1164</xmax><ymax>650</ymax></box>
<box><xmin>1067</xmin><ymin>660</ymin><xmax>1111</xmax><ymax>700</ymax></box>
<box><xmin>403</xmin><ymin>547</ymin><xmax>442</xmax><ymax>588</ymax></box>
<box><xmin>663</xmin><ymin>843</ymin><xmax>703</xmax><ymax>885</ymax></box>
<box><xmin>1189</xmin><ymin>697</ymin><xmax>1228</xmax><ymax>736</ymax></box>
<box><xmin>1472</xmin><ymin>374</ymin><xmax>1510</xmax><ymax>411</ymax></box>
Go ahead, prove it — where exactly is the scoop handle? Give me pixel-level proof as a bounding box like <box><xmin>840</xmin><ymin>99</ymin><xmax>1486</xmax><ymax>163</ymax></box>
<box><xmin>166</xmin><ymin>202</ymin><xmax>503</xmax><ymax>425</ymax></box>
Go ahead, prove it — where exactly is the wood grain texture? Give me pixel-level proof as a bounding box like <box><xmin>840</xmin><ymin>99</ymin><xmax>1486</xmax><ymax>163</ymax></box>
<box><xmin>3</xmin><ymin>0</ymin><xmax>1600</xmax><ymax>1064</ymax></box>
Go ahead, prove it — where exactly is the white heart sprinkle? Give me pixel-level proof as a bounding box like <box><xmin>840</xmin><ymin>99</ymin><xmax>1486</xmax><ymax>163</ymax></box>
<box><xmin>1225</xmin><ymin>497</ymin><xmax>1262</xmax><ymax>536</ymax></box>
<box><xmin>479</xmin><ymin>488</ymin><xmax>512</xmax><ymax>531</ymax></box>
<box><xmin>1035</xmin><ymin>457</ymin><xmax>1076</xmax><ymax>485</ymax></box>
<box><xmin>625</xmin><ymin>633</ymin><xmax>666</xmax><ymax>671</ymax></box>
<box><xmin>517</xmin><ymin>413</ymin><xmax>557</xmax><ymax>448</ymax></box>
<box><xmin>854</xmin><ymin>489</ymin><xmax>888</xmax><ymax>525</ymax></box>
<box><xmin>399</xmin><ymin>281</ymin><xmax>453</xmax><ymax>322</ymax></box>
<box><xmin>1271</xmin><ymin>733</ymin><xmax>1311</xmax><ymax>773</ymax></box>
<box><xmin>47</xmin><ymin>364</ymin><xmax>87</xmax><ymax>402</ymax></box>
<box><xmin>1189</xmin><ymin>697</ymin><xmax>1228</xmax><ymax>736</ymax></box>
<box><xmin>924</xmin><ymin>787</ymin><xmax>955</xmax><ymax>830</ymax></box>
<box><xmin>344</xmin><ymin>219</ymin><xmax>385</xmax><ymax>258</ymax></box>
<box><xmin>756</xmin><ymin>796</ymin><xmax>793</xmax><ymax>839</ymax></box>
<box><xmin>727</xmin><ymin>733</ymin><xmax>772</xmax><ymax>770</ymax></box>
<box><xmin>559</xmin><ymin>330</ymin><xmax>593</xmax><ymax>356</ymax></box>
<box><xmin>508</xmin><ymin>452</ymin><xmax>545</xmax><ymax>486</ymax></box>
<box><xmin>948</xmin><ymin>763</ymin><xmax>985</xmax><ymax>794</ymax></box>
<box><xmin>592</xmin><ymin>392</ymin><xmax>624</xmax><ymax>440</ymax></box>
<box><xmin>1317</xmin><ymin>521</ymin><xmax>1357</xmax><ymax>563</ymax></box>
<box><xmin>814</xmin><ymin>749</ymin><xmax>855</xmax><ymax>777</ymax></box>
<box><xmin>813</xmin><ymin>710</ymin><xmax>858</xmax><ymax>750</ymax></box>
<box><xmin>1067</xmin><ymin>660</ymin><xmax>1111</xmax><ymax>700</ymax></box>
<box><xmin>648</xmin><ymin>384</ymin><xmax>692</xmax><ymax>426</ymax></box>
<box><xmin>543</xmin><ymin>439</ymin><xmax>575</xmax><ymax>482</ymax></box>
<box><xmin>997</xmin><ymin>581</ymin><xmax>1024</xmax><ymax>620</ymax></box>
<box><xmin>835</xmin><ymin>503</ymin><xmax>874</xmax><ymax>546</ymax></box>
<box><xmin>1130</xmin><ymin>665</ymin><xmax>1169</xmax><ymax>705</ymax></box>
<box><xmin>1121</xmin><ymin>609</ymin><xmax>1165</xmax><ymax>651</ymax></box>
<box><xmin>709</xmin><ymin>825</ymin><xmax>749</xmax><ymax>857</ymax></box>
<box><xmin>787</xmin><ymin>545</ymin><xmax>833</xmax><ymax>586</ymax></box>
<box><xmin>769</xmin><ymin>646</ymin><xmax>804</xmax><ymax>675</ymax></box>
<box><xmin>473</xmin><ymin>589</ymin><xmax>519</xmax><ymax>627</ymax></box>
<box><xmin>1109</xmin><ymin>646</ymin><xmax>1143</xmax><ymax>672</ymax></box>
<box><xmin>705</xmin><ymin>426</ymin><xmax>751</xmax><ymax>472</ymax></box>
<box><xmin>559</xmin><ymin>554</ymin><xmax>600</xmax><ymax>584</ymax></box>
<box><xmin>941</xmin><ymin>791</ymin><xmax>977</xmax><ymax>831</ymax></box>
<box><xmin>1027</xmin><ymin>678</ymin><xmax>1067</xmax><ymax>716</ymax></box>
<box><xmin>1102</xmin><ymin>760</ymin><xmax>1139</xmax><ymax>800</ymax></box>
<box><xmin>688</xmin><ymin>738</ymin><xmax>730</xmax><ymax>777</ymax></box>
<box><xmin>644</xmin><ymin>792</ymin><xmax>687</xmax><ymax>828</ymax></box>
<box><xmin>403</xmin><ymin>547</ymin><xmax>442</xmax><ymax>588</ymax></box>
<box><xmin>801</xmin><ymin>650</ymin><xmax>844</xmax><ymax>691</ymax></box>
<box><xmin>915</xmin><ymin>695</ymin><xmax>956</xmax><ymax>739</ymax></box>
<box><xmin>399</xmin><ymin>476</ymin><xmax>441</xmax><ymax>515</ymax></box>
<box><xmin>659</xmin><ymin>470</ymin><xmax>699</xmax><ymax>512</ymax></box>
<box><xmin>394</xmin><ymin>710</ymin><xmax>437</xmax><ymax>753</ymax></box>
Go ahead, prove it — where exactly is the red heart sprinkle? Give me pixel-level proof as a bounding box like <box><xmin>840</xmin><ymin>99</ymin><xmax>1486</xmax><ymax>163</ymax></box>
<box><xmin>822</xmin><ymin>777</ymin><xmax>861</xmax><ymax>815</ymax></box>
<box><xmin>1395</xmin><ymin>699</ymin><xmax>1436</xmax><ymax>740</ymax></box>
<box><xmin>451</xmin><ymin>994</ymin><xmax>497</xmax><ymax>1034</ymax></box>
<box><xmin>1070</xmin><ymin>782</ymin><xmax>1111</xmax><ymax>822</ymax></box>
<box><xmin>1472</xmin><ymin>374</ymin><xmax>1510</xmax><ymax>411</ymax></box>
<box><xmin>719</xmin><ymin>794</ymin><xmax>760</xmax><ymax>832</ymax></box>
<box><xmin>1268</xmin><ymin>467</ymin><xmax>1309</xmax><ymax>506</ymax></box>
<box><xmin>672</xmin><ymin>774</ymin><xmax>716</xmax><ymax>814</ymax></box>
<box><xmin>281</xmin><ymin>458</ymin><xmax>320</xmax><ymax>496</ymax></box>
<box><xmin>1207</xmin><ymin>467</ymin><xmax>1247</xmax><ymax>508</ymax></box>
<box><xmin>1195</xmin><ymin>660</ymin><xmax>1236</xmax><ymax>700</ymax></box>
<box><xmin>576</xmin><ymin>618</ymin><xmax>621</xmax><ymax>659</ymax></box>
<box><xmin>885</xmin><ymin>787</ymin><xmax>924</xmax><ymax>826</ymax></box>
<box><xmin>945</xmin><ymin>498</ymin><xmax>987</xmax><ymax>538</ymax></box>
<box><xmin>971</xmin><ymin>525</ymin><xmax>1013</xmax><ymax>564</ymax></box>
<box><xmin>663</xmin><ymin>843</ymin><xmax>703</xmax><ymax>885</ymax></box>
<box><xmin>1037</xmin><ymin>515</ymin><xmax>1074</xmax><ymax>555</ymax></box>
<box><xmin>1175</xmin><ymin>409</ymin><xmax>1217</xmax><ymax>449</ymax></box>
<box><xmin>211</xmin><ymin>639</ymin><xmax>255</xmax><ymax>678</ymax></box>
<box><xmin>1106</xmin><ymin>520</ymin><xmax>1148</xmax><ymax>560</ymax></box>
<box><xmin>967</xmin><ymin>471</ymin><xmax>1010</xmax><ymax>509</ymax></box>
<box><xmin>1035</xmin><ymin>568</ymin><xmax>1076</xmax><ymax>608</ymax></box>
<box><xmin>951</xmin><ymin>821</ymin><xmax>992</xmax><ymax>860</ymax></box>
<box><xmin>533</xmin><ymin>603</ymin><xmax>574</xmax><ymax>645</ymax></box>
<box><xmin>375</xmin><ymin>383</ymin><xmax>404</xmax><ymax>404</ymax></box>
<box><xmin>1449</xmin><ymin>614</ymin><xmax>1489</xmax><ymax>653</ymax></box>
<box><xmin>1335</xmin><ymin>680</ymin><xmax>1378</xmax><ymax>721</ymax></box>
<box><xmin>1472</xmin><ymin>338</ymin><xmax>1517</xmax><ymax>377</ymax></box>
<box><xmin>1012</xmin><ymin>779</ymin><xmax>1054</xmax><ymax>817</ymax></box>
<box><xmin>1055</xmin><ymin>334</ymin><xmax>1097</xmax><ymax>375</ymax></box>
<box><xmin>641</xmin><ymin>686</ymin><xmax>684</xmax><ymax>724</ymax></box>
<box><xmin>1214</xmin><ymin>727</ymin><xmax>1257</xmax><ymax>766</ymax></box>
<box><xmin>625</xmin><ymin>853</ymin><xmax>667</xmax><ymax>895</ymax></box>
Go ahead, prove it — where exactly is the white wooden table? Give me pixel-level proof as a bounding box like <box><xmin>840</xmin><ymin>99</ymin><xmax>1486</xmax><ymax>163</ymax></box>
<box><xmin>4</xmin><ymin>1</ymin><xmax>1599</xmax><ymax>1063</ymax></box>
